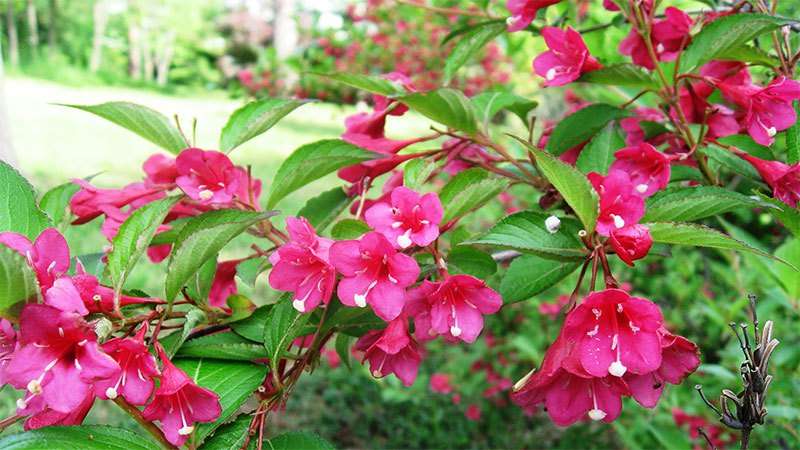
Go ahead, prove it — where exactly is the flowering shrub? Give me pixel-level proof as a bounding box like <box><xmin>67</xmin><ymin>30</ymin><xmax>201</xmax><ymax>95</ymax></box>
<box><xmin>0</xmin><ymin>0</ymin><xmax>799</xmax><ymax>448</ymax></box>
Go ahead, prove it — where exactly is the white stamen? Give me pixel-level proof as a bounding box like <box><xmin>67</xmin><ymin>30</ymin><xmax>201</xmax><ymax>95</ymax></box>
<box><xmin>588</xmin><ymin>409</ymin><xmax>607</xmax><ymax>421</ymax></box>
<box><xmin>629</xmin><ymin>321</ymin><xmax>640</xmax><ymax>333</ymax></box>
<box><xmin>766</xmin><ymin>126</ymin><xmax>777</xmax><ymax>137</ymax></box>
<box><xmin>47</xmin><ymin>261</ymin><xmax>57</xmax><ymax>274</ymax></box>
<box><xmin>450</xmin><ymin>325</ymin><xmax>462</xmax><ymax>337</ymax></box>
<box><xmin>396</xmin><ymin>229</ymin><xmax>413</xmax><ymax>248</ymax></box>
<box><xmin>545</xmin><ymin>215</ymin><xmax>561</xmax><ymax>234</ymax></box>
<box><xmin>545</xmin><ymin>68</ymin><xmax>557</xmax><ymax>81</ymax></box>
<box><xmin>388</xmin><ymin>274</ymin><xmax>398</xmax><ymax>284</ymax></box>
<box><xmin>616</xmin><ymin>304</ymin><xmax>623</xmax><ymax>313</ymax></box>
<box><xmin>611</xmin><ymin>334</ymin><xmax>619</xmax><ymax>350</ymax></box>
<box><xmin>655</xmin><ymin>43</ymin><xmax>665</xmax><ymax>53</ymax></box>
<box><xmin>27</xmin><ymin>379</ymin><xmax>42</xmax><ymax>395</ymax></box>
<box><xmin>105</xmin><ymin>387</ymin><xmax>118</xmax><ymax>399</ymax></box>
<box><xmin>586</xmin><ymin>325</ymin><xmax>600</xmax><ymax>337</ymax></box>
<box><xmin>74</xmin><ymin>359</ymin><xmax>82</xmax><ymax>371</ymax></box>
<box><xmin>391</xmin><ymin>221</ymin><xmax>403</xmax><ymax>229</ymax></box>
<box><xmin>16</xmin><ymin>399</ymin><xmax>27</xmax><ymax>409</ymax></box>
<box><xmin>178</xmin><ymin>426</ymin><xmax>195</xmax><ymax>436</ymax></box>
<box><xmin>608</xmin><ymin>360</ymin><xmax>627</xmax><ymax>377</ymax></box>
<box><xmin>592</xmin><ymin>308</ymin><xmax>602</xmax><ymax>319</ymax></box>
<box><xmin>611</xmin><ymin>214</ymin><xmax>626</xmax><ymax>229</ymax></box>
<box><xmin>292</xmin><ymin>298</ymin><xmax>306</xmax><ymax>312</ymax></box>
<box><xmin>354</xmin><ymin>294</ymin><xmax>367</xmax><ymax>308</ymax></box>
<box><xmin>635</xmin><ymin>184</ymin><xmax>649</xmax><ymax>194</ymax></box>
<box><xmin>58</xmin><ymin>327</ymin><xmax>64</xmax><ymax>337</ymax></box>
<box><xmin>198</xmin><ymin>189</ymin><xmax>214</xmax><ymax>201</ymax></box>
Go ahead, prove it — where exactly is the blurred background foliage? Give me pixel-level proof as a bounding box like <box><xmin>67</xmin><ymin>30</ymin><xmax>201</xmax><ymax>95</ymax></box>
<box><xmin>1</xmin><ymin>0</ymin><xmax>799</xmax><ymax>449</ymax></box>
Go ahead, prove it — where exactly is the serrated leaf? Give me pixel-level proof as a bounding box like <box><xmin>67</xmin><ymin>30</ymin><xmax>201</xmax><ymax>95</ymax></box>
<box><xmin>161</xmin><ymin>307</ymin><xmax>206</xmax><ymax>358</ymax></box>
<box><xmin>467</xmin><ymin>210</ymin><xmax>586</xmax><ymax>261</ymax></box>
<box><xmin>716</xmin><ymin>134</ymin><xmax>773</xmax><ymax>159</ymax></box>
<box><xmin>61</xmin><ymin>102</ymin><xmax>186</xmax><ymax>154</ymax></box>
<box><xmin>0</xmin><ymin>245</ymin><xmax>39</xmax><ymax>319</ymax></box>
<box><xmin>576</xmin><ymin>123</ymin><xmax>625</xmax><ymax>175</ymax></box>
<box><xmin>220</xmin><ymin>98</ymin><xmax>311</xmax><ymax>152</ymax></box>
<box><xmin>230</xmin><ymin>305</ymin><xmax>273</xmax><ymax>342</ymax></box>
<box><xmin>471</xmin><ymin>91</ymin><xmax>537</xmax><ymax>132</ymax></box>
<box><xmin>173</xmin><ymin>358</ymin><xmax>267</xmax><ymax>444</ymax></box>
<box><xmin>310</xmin><ymin>72</ymin><xmax>405</xmax><ymax>96</ymax></box>
<box><xmin>236</xmin><ymin>258</ymin><xmax>269</xmax><ymax>287</ymax></box>
<box><xmin>262</xmin><ymin>298</ymin><xmax>310</xmax><ymax>374</ymax></box>
<box><xmin>448</xmin><ymin>246</ymin><xmax>497</xmax><ymax>278</ymax></box>
<box><xmin>178</xmin><ymin>331</ymin><xmax>268</xmax><ymax>360</ymax></box>
<box><xmin>523</xmin><ymin>140</ymin><xmax>599</xmax><ymax>233</ymax></box>
<box><xmin>500</xmin><ymin>255</ymin><xmax>580</xmax><ymax>303</ymax></box>
<box><xmin>398</xmin><ymin>88</ymin><xmax>479</xmax><ymax>136</ymax></box>
<box><xmin>439</xmin><ymin>168</ymin><xmax>508</xmax><ymax>224</ymax></box>
<box><xmin>578</xmin><ymin>64</ymin><xmax>658</xmax><ymax>89</ymax></box>
<box><xmin>786</xmin><ymin>101</ymin><xmax>799</xmax><ymax>164</ymax></box>
<box><xmin>0</xmin><ymin>425</ymin><xmax>161</xmax><ymax>450</ymax></box>
<box><xmin>643</xmin><ymin>186</ymin><xmax>772</xmax><ymax>222</ymax></box>
<box><xmin>443</xmin><ymin>21</ymin><xmax>505</xmax><ymax>84</ymax></box>
<box><xmin>403</xmin><ymin>158</ymin><xmax>439</xmax><ymax>191</ymax></box>
<box><xmin>165</xmin><ymin>210</ymin><xmax>275</xmax><ymax>301</ymax></box>
<box><xmin>38</xmin><ymin>181</ymin><xmax>80</xmax><ymax>228</ymax></box>
<box><xmin>331</xmin><ymin>219</ymin><xmax>371</xmax><ymax>240</ymax></box>
<box><xmin>544</xmin><ymin>104</ymin><xmax>631</xmax><ymax>156</ymax></box>
<box><xmin>0</xmin><ymin>161</ymin><xmax>52</xmax><ymax>239</ymax></box>
<box><xmin>268</xmin><ymin>139</ymin><xmax>377</xmax><ymax>208</ymax></box>
<box><xmin>325</xmin><ymin>305</ymin><xmax>385</xmax><ymax>337</ymax></box>
<box><xmin>296</xmin><ymin>187</ymin><xmax>351</xmax><ymax>232</ymax></box>
<box><xmin>201</xmin><ymin>415</ymin><xmax>252</xmax><ymax>450</ymax></box>
<box><xmin>700</xmin><ymin>145</ymin><xmax>760</xmax><ymax>180</ymax></box>
<box><xmin>757</xmin><ymin>193</ymin><xmax>800</xmax><ymax>237</ymax></box>
<box><xmin>680</xmin><ymin>14</ymin><xmax>793</xmax><ymax>73</ymax></box>
<box><xmin>717</xmin><ymin>45</ymin><xmax>780</xmax><ymax>67</ymax></box>
<box><xmin>106</xmin><ymin>196</ymin><xmax>182</xmax><ymax>295</ymax></box>
<box><xmin>185</xmin><ymin>256</ymin><xmax>218</xmax><ymax>306</ymax></box>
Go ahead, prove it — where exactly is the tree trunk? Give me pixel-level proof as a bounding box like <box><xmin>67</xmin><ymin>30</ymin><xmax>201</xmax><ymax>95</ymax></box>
<box><xmin>89</xmin><ymin>0</ymin><xmax>109</xmax><ymax>73</ymax></box>
<box><xmin>26</xmin><ymin>0</ymin><xmax>38</xmax><ymax>48</ymax></box>
<box><xmin>155</xmin><ymin>31</ymin><xmax>174</xmax><ymax>86</ymax></box>
<box><xmin>47</xmin><ymin>0</ymin><xmax>57</xmax><ymax>55</ymax></box>
<box><xmin>141</xmin><ymin>28</ymin><xmax>153</xmax><ymax>82</ymax></box>
<box><xmin>5</xmin><ymin>0</ymin><xmax>19</xmax><ymax>67</ymax></box>
<box><xmin>273</xmin><ymin>0</ymin><xmax>298</xmax><ymax>84</ymax></box>
<box><xmin>0</xmin><ymin>37</ymin><xmax>17</xmax><ymax>168</ymax></box>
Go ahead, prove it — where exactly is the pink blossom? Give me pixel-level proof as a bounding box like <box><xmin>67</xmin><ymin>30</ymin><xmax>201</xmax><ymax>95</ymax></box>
<box><xmin>69</xmin><ymin>180</ymin><xmax>164</xmax><ymax>224</ymax></box>
<box><xmin>330</xmin><ymin>232</ymin><xmax>420</xmax><ymax>321</ymax></box>
<box><xmin>71</xmin><ymin>266</ymin><xmax>161</xmax><ymax>314</ymax></box>
<box><xmin>0</xmin><ymin>319</ymin><xmax>17</xmax><ymax>386</ymax></box>
<box><xmin>506</xmin><ymin>0</ymin><xmax>562</xmax><ymax>32</ymax></box>
<box><xmin>175</xmin><ymin>148</ymin><xmax>240</xmax><ymax>204</ymax></box>
<box><xmin>533</xmin><ymin>26</ymin><xmax>601</xmax><ymax>86</ymax></box>
<box><xmin>269</xmin><ymin>217</ymin><xmax>336</xmax><ymax>313</ymax></box>
<box><xmin>365</xmin><ymin>186</ymin><xmax>443</xmax><ymax>249</ymax></box>
<box><xmin>95</xmin><ymin>324</ymin><xmax>159</xmax><ymax>405</ymax></box>
<box><xmin>620</xmin><ymin>107</ymin><xmax>666</xmax><ymax>146</ymax></box>
<box><xmin>208</xmin><ymin>260</ymin><xmax>240</xmax><ymax>310</ymax></box>
<box><xmin>609</xmin><ymin>224</ymin><xmax>653</xmax><ymax>266</ymax></box>
<box><xmin>720</xmin><ymin>76</ymin><xmax>800</xmax><ymax>146</ymax></box>
<box><xmin>562</xmin><ymin>289</ymin><xmax>664</xmax><ymax>378</ymax></box>
<box><xmin>588</xmin><ymin>170</ymin><xmax>646</xmax><ymax>236</ymax></box>
<box><xmin>429</xmin><ymin>373</ymin><xmax>453</xmax><ymax>394</ymax></box>
<box><xmin>353</xmin><ymin>318</ymin><xmax>422</xmax><ymax>386</ymax></box>
<box><xmin>609</xmin><ymin>143</ymin><xmax>671</xmax><ymax>197</ymax></box>
<box><xmin>538</xmin><ymin>295</ymin><xmax>569</xmax><ymax>319</ymax></box>
<box><xmin>43</xmin><ymin>277</ymin><xmax>89</xmax><ymax>315</ymax></box>
<box><xmin>5</xmin><ymin>304</ymin><xmax>119</xmax><ymax>414</ymax></box>
<box><xmin>409</xmin><ymin>275</ymin><xmax>503</xmax><ymax>343</ymax></box>
<box><xmin>0</xmin><ymin>228</ymin><xmax>70</xmax><ymax>290</ymax></box>
<box><xmin>620</xmin><ymin>7</ymin><xmax>692</xmax><ymax>70</ymax></box>
<box><xmin>735</xmin><ymin>153</ymin><xmax>800</xmax><ymax>207</ymax></box>
<box><xmin>142</xmin><ymin>347</ymin><xmax>222</xmax><ymax>446</ymax></box>
<box><xmin>465</xmin><ymin>404</ymin><xmax>482</xmax><ymax>421</ymax></box>
<box><xmin>142</xmin><ymin>154</ymin><xmax>178</xmax><ymax>187</ymax></box>
<box><xmin>23</xmin><ymin>390</ymin><xmax>94</xmax><ymax>430</ymax></box>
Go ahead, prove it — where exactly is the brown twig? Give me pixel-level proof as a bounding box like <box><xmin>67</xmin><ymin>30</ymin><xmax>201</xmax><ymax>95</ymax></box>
<box><xmin>113</xmin><ymin>397</ymin><xmax>176</xmax><ymax>449</ymax></box>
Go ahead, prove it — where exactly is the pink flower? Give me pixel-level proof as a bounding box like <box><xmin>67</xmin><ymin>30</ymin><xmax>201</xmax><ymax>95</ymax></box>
<box><xmin>5</xmin><ymin>304</ymin><xmax>119</xmax><ymax>414</ymax></box>
<box><xmin>0</xmin><ymin>319</ymin><xmax>17</xmax><ymax>386</ymax></box>
<box><xmin>0</xmin><ymin>228</ymin><xmax>70</xmax><ymax>290</ymax></box>
<box><xmin>95</xmin><ymin>325</ymin><xmax>159</xmax><ymax>405</ymax></box>
<box><xmin>620</xmin><ymin>7</ymin><xmax>692</xmax><ymax>70</ymax></box>
<box><xmin>353</xmin><ymin>318</ymin><xmax>421</xmax><ymax>386</ymax></box>
<box><xmin>533</xmin><ymin>27</ymin><xmax>601</xmax><ymax>86</ymax></box>
<box><xmin>69</xmin><ymin>180</ymin><xmax>164</xmax><ymax>225</ymax></box>
<box><xmin>410</xmin><ymin>275</ymin><xmax>503</xmax><ymax>343</ymax></box>
<box><xmin>506</xmin><ymin>0</ymin><xmax>562</xmax><ymax>32</ymax></box>
<box><xmin>609</xmin><ymin>143</ymin><xmax>671</xmax><ymax>197</ymax></box>
<box><xmin>43</xmin><ymin>277</ymin><xmax>89</xmax><ymax>315</ymax></box>
<box><xmin>330</xmin><ymin>232</ymin><xmax>420</xmax><ymax>321</ymax></box>
<box><xmin>142</xmin><ymin>347</ymin><xmax>222</xmax><ymax>447</ymax></box>
<box><xmin>588</xmin><ymin>170</ymin><xmax>646</xmax><ymax>236</ymax></box>
<box><xmin>721</xmin><ymin>76</ymin><xmax>800</xmax><ymax>146</ymax></box>
<box><xmin>208</xmin><ymin>260</ymin><xmax>240</xmax><ymax>310</ymax></box>
<box><xmin>735</xmin><ymin>153</ymin><xmax>800</xmax><ymax>207</ymax></box>
<box><xmin>269</xmin><ymin>217</ymin><xmax>336</xmax><ymax>313</ymax></box>
<box><xmin>365</xmin><ymin>186</ymin><xmax>443</xmax><ymax>249</ymax></box>
<box><xmin>620</xmin><ymin>108</ymin><xmax>665</xmax><ymax>146</ymax></box>
<box><xmin>562</xmin><ymin>289</ymin><xmax>663</xmax><ymax>378</ymax></box>
<box><xmin>23</xmin><ymin>390</ymin><xmax>94</xmax><ymax>430</ymax></box>
<box><xmin>429</xmin><ymin>373</ymin><xmax>453</xmax><ymax>394</ymax></box>
<box><xmin>71</xmin><ymin>266</ymin><xmax>162</xmax><ymax>314</ymax></box>
<box><xmin>538</xmin><ymin>294</ymin><xmax>569</xmax><ymax>319</ymax></box>
<box><xmin>143</xmin><ymin>154</ymin><xmax>178</xmax><ymax>187</ymax></box>
<box><xmin>609</xmin><ymin>224</ymin><xmax>653</xmax><ymax>266</ymax></box>
<box><xmin>175</xmin><ymin>148</ymin><xmax>240</xmax><ymax>204</ymax></box>
<box><xmin>465</xmin><ymin>404</ymin><xmax>482</xmax><ymax>421</ymax></box>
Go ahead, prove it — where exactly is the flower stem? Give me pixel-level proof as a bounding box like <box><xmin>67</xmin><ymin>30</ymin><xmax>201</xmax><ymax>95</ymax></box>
<box><xmin>113</xmin><ymin>397</ymin><xmax>176</xmax><ymax>449</ymax></box>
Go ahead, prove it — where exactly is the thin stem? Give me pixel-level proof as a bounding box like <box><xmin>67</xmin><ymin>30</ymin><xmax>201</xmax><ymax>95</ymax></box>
<box><xmin>113</xmin><ymin>397</ymin><xmax>176</xmax><ymax>449</ymax></box>
<box><xmin>0</xmin><ymin>414</ymin><xmax>22</xmax><ymax>433</ymax></box>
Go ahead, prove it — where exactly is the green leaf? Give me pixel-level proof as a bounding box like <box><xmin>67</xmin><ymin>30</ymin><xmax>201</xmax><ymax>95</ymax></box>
<box><xmin>398</xmin><ymin>88</ymin><xmax>479</xmax><ymax>136</ymax></box>
<box><xmin>268</xmin><ymin>432</ymin><xmax>335</xmax><ymax>450</ymax></box>
<box><xmin>38</xmin><ymin>181</ymin><xmax>80</xmax><ymax>228</ymax></box>
<box><xmin>0</xmin><ymin>161</ymin><xmax>52</xmax><ymax>239</ymax></box>
<box><xmin>230</xmin><ymin>305</ymin><xmax>273</xmax><ymax>342</ymax></box>
<box><xmin>774</xmin><ymin>238</ymin><xmax>800</xmax><ymax>299</ymax></box>
<box><xmin>178</xmin><ymin>331</ymin><xmax>268</xmax><ymax>361</ymax></box>
<box><xmin>680</xmin><ymin>14</ymin><xmax>794</xmax><ymax>73</ymax></box>
<box><xmin>700</xmin><ymin>145</ymin><xmax>760</xmax><ymax>180</ymax></box>
<box><xmin>646</xmin><ymin>222</ymin><xmax>792</xmax><ymax>265</ymax></box>
<box><xmin>326</xmin><ymin>307</ymin><xmax>385</xmax><ymax>337</ymax></box>
<box><xmin>296</xmin><ymin>187</ymin><xmax>351</xmax><ymax>231</ymax></box>
<box><xmin>642</xmin><ymin>186</ymin><xmax>773</xmax><ymax>222</ymax></box>
<box><xmin>544</xmin><ymin>104</ymin><xmax>631</xmax><ymax>156</ymax></box>
<box><xmin>335</xmin><ymin>333</ymin><xmax>354</xmax><ymax>370</ymax></box>
<box><xmin>331</xmin><ymin>219</ymin><xmax>371</xmax><ymax>240</ymax></box>
<box><xmin>201</xmin><ymin>416</ymin><xmax>252</xmax><ymax>450</ymax></box>
<box><xmin>262</xmin><ymin>298</ymin><xmax>310</xmax><ymax>374</ymax></box>
<box><xmin>757</xmin><ymin>193</ymin><xmax>800</xmax><ymax>237</ymax></box>
<box><xmin>716</xmin><ymin>134</ymin><xmax>773</xmax><ymax>159</ymax></box>
<box><xmin>173</xmin><ymin>358</ymin><xmax>267</xmax><ymax>444</ymax></box>
<box><xmin>236</xmin><ymin>258</ymin><xmax>269</xmax><ymax>288</ymax></box>
<box><xmin>524</xmin><ymin>141</ymin><xmax>599</xmax><ymax>233</ymax></box>
<box><xmin>448</xmin><ymin>246</ymin><xmax>497</xmax><ymax>278</ymax></box>
<box><xmin>717</xmin><ymin>45</ymin><xmax>780</xmax><ymax>67</ymax></box>
<box><xmin>267</xmin><ymin>139</ymin><xmax>377</xmax><ymax>208</ymax></box>
<box><xmin>578</xmin><ymin>64</ymin><xmax>658</xmax><ymax>89</ymax></box>
<box><xmin>575</xmin><ymin>124</ymin><xmax>625</xmax><ymax>175</ymax></box>
<box><xmin>61</xmin><ymin>102</ymin><xmax>186</xmax><ymax>154</ymax></box>
<box><xmin>165</xmin><ymin>210</ymin><xmax>275</xmax><ymax>301</ymax></box>
<box><xmin>0</xmin><ymin>245</ymin><xmax>39</xmax><ymax>319</ymax></box>
<box><xmin>161</xmin><ymin>307</ymin><xmax>206</xmax><ymax>357</ymax></box>
<box><xmin>439</xmin><ymin>168</ymin><xmax>508</xmax><ymax>224</ymax></box>
<box><xmin>786</xmin><ymin>101</ymin><xmax>799</xmax><ymax>164</ymax></box>
<box><xmin>106</xmin><ymin>196</ymin><xmax>182</xmax><ymax>295</ymax></box>
<box><xmin>310</xmin><ymin>72</ymin><xmax>406</xmax><ymax>96</ymax></box>
<box><xmin>500</xmin><ymin>255</ymin><xmax>580</xmax><ymax>303</ymax></box>
<box><xmin>471</xmin><ymin>91</ymin><xmax>537</xmax><ymax>132</ymax></box>
<box><xmin>185</xmin><ymin>257</ymin><xmax>218</xmax><ymax>306</ymax></box>
<box><xmin>467</xmin><ymin>211</ymin><xmax>586</xmax><ymax>261</ymax></box>
<box><xmin>443</xmin><ymin>21</ymin><xmax>505</xmax><ymax>84</ymax></box>
<box><xmin>0</xmin><ymin>426</ymin><xmax>161</xmax><ymax>450</ymax></box>
<box><xmin>403</xmin><ymin>158</ymin><xmax>439</xmax><ymax>191</ymax></box>
<box><xmin>220</xmin><ymin>98</ymin><xmax>311</xmax><ymax>152</ymax></box>
<box><xmin>149</xmin><ymin>216</ymin><xmax>191</xmax><ymax>246</ymax></box>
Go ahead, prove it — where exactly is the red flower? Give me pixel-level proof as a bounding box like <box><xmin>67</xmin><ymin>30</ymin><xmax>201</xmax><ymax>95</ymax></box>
<box><xmin>609</xmin><ymin>143</ymin><xmax>672</xmax><ymax>197</ymax></box>
<box><xmin>95</xmin><ymin>324</ymin><xmax>160</xmax><ymax>405</ymax></box>
<box><xmin>588</xmin><ymin>170</ymin><xmax>645</xmax><ymax>236</ymax></box>
<box><xmin>354</xmin><ymin>318</ymin><xmax>422</xmax><ymax>386</ymax></box>
<box><xmin>533</xmin><ymin>27</ymin><xmax>601</xmax><ymax>86</ymax></box>
<box><xmin>609</xmin><ymin>224</ymin><xmax>653</xmax><ymax>266</ymax></box>
<box><xmin>506</xmin><ymin>0</ymin><xmax>562</xmax><ymax>32</ymax></box>
<box><xmin>737</xmin><ymin>153</ymin><xmax>800</xmax><ymax>207</ymax></box>
<box><xmin>175</xmin><ymin>148</ymin><xmax>240</xmax><ymax>204</ymax></box>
